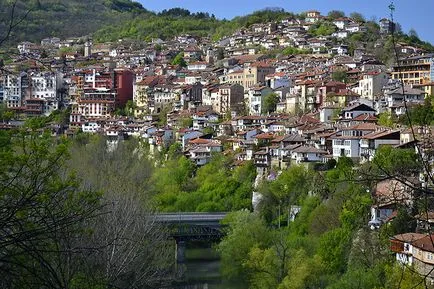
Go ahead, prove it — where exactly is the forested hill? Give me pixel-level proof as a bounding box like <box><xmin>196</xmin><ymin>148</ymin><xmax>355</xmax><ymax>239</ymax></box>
<box><xmin>2</xmin><ymin>1</ymin><xmax>433</xmax><ymax>54</ymax></box>
<box><xmin>0</xmin><ymin>0</ymin><xmax>151</xmax><ymax>46</ymax></box>
<box><xmin>1</xmin><ymin>1</ymin><xmax>293</xmax><ymax>46</ymax></box>
<box><xmin>93</xmin><ymin>8</ymin><xmax>292</xmax><ymax>42</ymax></box>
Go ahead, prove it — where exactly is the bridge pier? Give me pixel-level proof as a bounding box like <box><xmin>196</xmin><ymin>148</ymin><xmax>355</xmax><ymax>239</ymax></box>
<box><xmin>175</xmin><ymin>239</ymin><xmax>186</xmax><ymax>264</ymax></box>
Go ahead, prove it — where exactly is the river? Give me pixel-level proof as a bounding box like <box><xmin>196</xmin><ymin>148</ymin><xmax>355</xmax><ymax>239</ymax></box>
<box><xmin>172</xmin><ymin>243</ymin><xmax>246</xmax><ymax>289</ymax></box>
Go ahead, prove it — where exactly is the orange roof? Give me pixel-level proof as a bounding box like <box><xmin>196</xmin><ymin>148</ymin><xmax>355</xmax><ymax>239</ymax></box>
<box><xmin>413</xmin><ymin>235</ymin><xmax>434</xmax><ymax>253</ymax></box>
<box><xmin>374</xmin><ymin>179</ymin><xmax>413</xmax><ymax>207</ymax></box>
<box><xmin>352</xmin><ymin>114</ymin><xmax>378</xmax><ymax>122</ymax></box>
<box><xmin>189</xmin><ymin>138</ymin><xmax>211</xmax><ymax>145</ymax></box>
<box><xmin>341</xmin><ymin>122</ymin><xmax>379</xmax><ymax>131</ymax></box>
<box><xmin>255</xmin><ymin>132</ymin><xmax>275</xmax><ymax>139</ymax></box>
<box><xmin>250</xmin><ymin>61</ymin><xmax>272</xmax><ymax>68</ymax></box>
<box><xmin>392</xmin><ymin>233</ymin><xmax>426</xmax><ymax>243</ymax></box>
<box><xmin>266</xmin><ymin>72</ymin><xmax>286</xmax><ymax>78</ymax></box>
<box><xmin>299</xmin><ymin>114</ymin><xmax>320</xmax><ymax>124</ymax></box>
<box><xmin>271</xmin><ymin>135</ymin><xmax>286</xmax><ymax>143</ymax></box>
<box><xmin>233</xmin><ymin>54</ymin><xmax>265</xmax><ymax>64</ymax></box>
<box><xmin>362</xmin><ymin>130</ymin><xmax>399</xmax><ymax>140</ymax></box>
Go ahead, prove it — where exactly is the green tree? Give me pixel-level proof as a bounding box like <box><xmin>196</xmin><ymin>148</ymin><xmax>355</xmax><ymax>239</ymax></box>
<box><xmin>332</xmin><ymin>70</ymin><xmax>348</xmax><ymax>83</ymax></box>
<box><xmin>258</xmin><ymin>166</ymin><xmax>313</xmax><ymax>225</ymax></box>
<box><xmin>382</xmin><ymin>264</ymin><xmax>427</xmax><ymax>289</ymax></box>
<box><xmin>180</xmin><ymin>116</ymin><xmax>193</xmax><ymax>128</ymax></box>
<box><xmin>279</xmin><ymin>250</ymin><xmax>326</xmax><ymax>289</ymax></box>
<box><xmin>282</xmin><ymin>46</ymin><xmax>310</xmax><ymax>55</ymax></box>
<box><xmin>327</xmin><ymin>10</ymin><xmax>345</xmax><ymax>20</ymax></box>
<box><xmin>408</xmin><ymin>28</ymin><xmax>419</xmax><ymax>39</ymax></box>
<box><xmin>309</xmin><ymin>21</ymin><xmax>337</xmax><ymax>36</ymax></box>
<box><xmin>370</xmin><ymin>145</ymin><xmax>421</xmax><ymax>178</ymax></box>
<box><xmin>0</xmin><ymin>102</ymin><xmax>15</xmax><ymax>122</ymax></box>
<box><xmin>171</xmin><ymin>51</ymin><xmax>187</xmax><ymax>67</ymax></box>
<box><xmin>151</xmin><ymin>156</ymin><xmax>195</xmax><ymax>204</ymax></box>
<box><xmin>125</xmin><ymin>99</ymin><xmax>136</xmax><ymax>116</ymax></box>
<box><xmin>167</xmin><ymin>142</ymin><xmax>183</xmax><ymax>160</ymax></box>
<box><xmin>216</xmin><ymin>47</ymin><xmax>225</xmax><ymax>60</ymax></box>
<box><xmin>326</xmin><ymin>265</ymin><xmax>385</xmax><ymax>289</ymax></box>
<box><xmin>348</xmin><ymin>229</ymin><xmax>387</xmax><ymax>270</ymax></box>
<box><xmin>262</xmin><ymin>92</ymin><xmax>279</xmax><ymax>114</ymax></box>
<box><xmin>404</xmin><ymin>96</ymin><xmax>434</xmax><ymax>125</ymax></box>
<box><xmin>244</xmin><ymin>231</ymin><xmax>291</xmax><ymax>288</ymax></box>
<box><xmin>0</xmin><ymin>126</ymin><xmax>102</xmax><ymax>288</ymax></box>
<box><xmin>317</xmin><ymin>227</ymin><xmax>351</xmax><ymax>273</ymax></box>
<box><xmin>217</xmin><ymin>211</ymin><xmax>271</xmax><ymax>281</ymax></box>
<box><xmin>377</xmin><ymin>111</ymin><xmax>396</xmax><ymax>127</ymax></box>
<box><xmin>349</xmin><ymin>12</ymin><xmax>366</xmax><ymax>23</ymax></box>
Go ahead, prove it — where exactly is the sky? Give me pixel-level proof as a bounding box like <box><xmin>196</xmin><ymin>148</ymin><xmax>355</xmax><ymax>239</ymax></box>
<box><xmin>138</xmin><ymin>0</ymin><xmax>434</xmax><ymax>44</ymax></box>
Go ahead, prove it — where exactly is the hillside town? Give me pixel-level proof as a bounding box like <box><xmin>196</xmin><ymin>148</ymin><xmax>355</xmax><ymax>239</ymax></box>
<box><xmin>2</xmin><ymin>12</ymin><xmax>431</xmax><ymax>160</ymax></box>
<box><xmin>1</xmin><ymin>9</ymin><xmax>434</xmax><ymax>283</ymax></box>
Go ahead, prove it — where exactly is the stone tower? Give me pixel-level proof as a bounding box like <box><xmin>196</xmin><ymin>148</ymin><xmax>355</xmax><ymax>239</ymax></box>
<box><xmin>84</xmin><ymin>39</ymin><xmax>92</xmax><ymax>57</ymax></box>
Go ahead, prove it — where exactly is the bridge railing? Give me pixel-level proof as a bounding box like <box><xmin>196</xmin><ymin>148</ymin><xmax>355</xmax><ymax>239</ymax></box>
<box><xmin>154</xmin><ymin>212</ymin><xmax>228</xmax><ymax>223</ymax></box>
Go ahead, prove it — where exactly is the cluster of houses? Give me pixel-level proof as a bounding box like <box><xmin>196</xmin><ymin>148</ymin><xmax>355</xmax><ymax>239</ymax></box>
<box><xmin>0</xmin><ymin>11</ymin><xmax>432</xmax><ymax>166</ymax></box>
<box><xmin>1</xmin><ymin>9</ymin><xmax>434</xmax><ymax>280</ymax></box>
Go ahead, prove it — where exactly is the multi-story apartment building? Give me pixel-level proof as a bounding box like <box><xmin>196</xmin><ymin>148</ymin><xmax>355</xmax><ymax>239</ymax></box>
<box><xmin>133</xmin><ymin>75</ymin><xmax>162</xmax><ymax>117</ymax></box>
<box><xmin>354</xmin><ymin>71</ymin><xmax>389</xmax><ymax>100</ymax></box>
<box><xmin>206</xmin><ymin>84</ymin><xmax>244</xmax><ymax>114</ymax></box>
<box><xmin>3</xmin><ymin>73</ymin><xmax>28</xmax><ymax>109</ymax></box>
<box><xmin>227</xmin><ymin>62</ymin><xmax>275</xmax><ymax>90</ymax></box>
<box><xmin>1</xmin><ymin>71</ymin><xmax>66</xmax><ymax>116</ymax></box>
<box><xmin>153</xmin><ymin>84</ymin><xmax>177</xmax><ymax>113</ymax></box>
<box><xmin>384</xmin><ymin>85</ymin><xmax>425</xmax><ymax>116</ymax></box>
<box><xmin>392</xmin><ymin>53</ymin><xmax>434</xmax><ymax>95</ymax></box>
<box><xmin>29</xmin><ymin>71</ymin><xmax>64</xmax><ymax>115</ymax></box>
<box><xmin>69</xmin><ymin>68</ymin><xmax>133</xmax><ymax>124</ymax></box>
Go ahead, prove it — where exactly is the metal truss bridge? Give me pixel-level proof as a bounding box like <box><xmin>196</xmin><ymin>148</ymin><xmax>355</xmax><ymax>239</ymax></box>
<box><xmin>155</xmin><ymin>212</ymin><xmax>228</xmax><ymax>242</ymax></box>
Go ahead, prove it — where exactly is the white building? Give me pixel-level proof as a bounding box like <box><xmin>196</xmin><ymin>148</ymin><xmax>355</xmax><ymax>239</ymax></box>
<box><xmin>247</xmin><ymin>86</ymin><xmax>273</xmax><ymax>115</ymax></box>
<box><xmin>187</xmin><ymin>61</ymin><xmax>208</xmax><ymax>71</ymax></box>
<box><xmin>331</xmin><ymin>123</ymin><xmax>378</xmax><ymax>159</ymax></box>
<box><xmin>81</xmin><ymin>122</ymin><xmax>101</xmax><ymax>133</ymax></box>
<box><xmin>29</xmin><ymin>72</ymin><xmax>63</xmax><ymax>115</ymax></box>
<box><xmin>332</xmin><ymin>30</ymin><xmax>349</xmax><ymax>39</ymax></box>
<box><xmin>291</xmin><ymin>146</ymin><xmax>328</xmax><ymax>163</ymax></box>
<box><xmin>3</xmin><ymin>73</ymin><xmax>26</xmax><ymax>108</ymax></box>
<box><xmin>341</xmin><ymin>103</ymin><xmax>376</xmax><ymax>120</ymax></box>
<box><xmin>354</xmin><ymin>71</ymin><xmax>389</xmax><ymax>100</ymax></box>
<box><xmin>333</xmin><ymin>18</ymin><xmax>350</xmax><ymax>30</ymax></box>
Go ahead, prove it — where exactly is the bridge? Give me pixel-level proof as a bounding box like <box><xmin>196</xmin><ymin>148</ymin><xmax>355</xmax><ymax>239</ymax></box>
<box><xmin>155</xmin><ymin>212</ymin><xmax>227</xmax><ymax>224</ymax></box>
<box><xmin>155</xmin><ymin>212</ymin><xmax>228</xmax><ymax>263</ymax></box>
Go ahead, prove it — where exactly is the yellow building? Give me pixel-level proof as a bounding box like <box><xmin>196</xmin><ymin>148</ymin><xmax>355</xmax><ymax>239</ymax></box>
<box><xmin>227</xmin><ymin>62</ymin><xmax>275</xmax><ymax>90</ymax></box>
<box><xmin>392</xmin><ymin>53</ymin><xmax>434</xmax><ymax>96</ymax></box>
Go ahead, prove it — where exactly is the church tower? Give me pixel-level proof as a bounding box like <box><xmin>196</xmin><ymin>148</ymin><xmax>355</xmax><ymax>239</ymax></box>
<box><xmin>205</xmin><ymin>48</ymin><xmax>214</xmax><ymax>65</ymax></box>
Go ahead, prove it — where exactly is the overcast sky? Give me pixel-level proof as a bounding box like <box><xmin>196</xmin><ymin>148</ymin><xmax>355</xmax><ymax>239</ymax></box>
<box><xmin>138</xmin><ymin>0</ymin><xmax>434</xmax><ymax>44</ymax></box>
